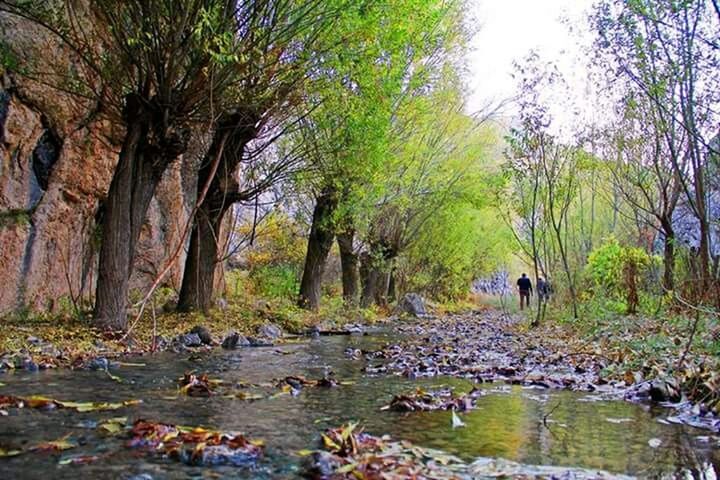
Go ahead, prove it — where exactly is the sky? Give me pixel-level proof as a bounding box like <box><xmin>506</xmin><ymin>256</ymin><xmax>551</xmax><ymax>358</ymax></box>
<box><xmin>465</xmin><ymin>0</ymin><xmax>596</xmax><ymax>125</ymax></box>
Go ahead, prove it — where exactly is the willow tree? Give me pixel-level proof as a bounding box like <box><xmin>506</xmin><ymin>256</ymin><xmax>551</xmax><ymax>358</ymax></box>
<box><xmin>176</xmin><ymin>0</ymin><xmax>338</xmax><ymax>313</ymax></box>
<box><xmin>293</xmin><ymin>0</ymin><xmax>468</xmax><ymax>310</ymax></box>
<box><xmin>0</xmin><ymin>0</ymin><xmax>245</xmax><ymax>330</ymax></box>
<box><xmin>358</xmin><ymin>86</ymin><xmax>490</xmax><ymax>307</ymax></box>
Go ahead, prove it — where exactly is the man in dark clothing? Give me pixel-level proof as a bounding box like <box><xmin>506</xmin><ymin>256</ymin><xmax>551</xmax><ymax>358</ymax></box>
<box><xmin>517</xmin><ymin>273</ymin><xmax>532</xmax><ymax>310</ymax></box>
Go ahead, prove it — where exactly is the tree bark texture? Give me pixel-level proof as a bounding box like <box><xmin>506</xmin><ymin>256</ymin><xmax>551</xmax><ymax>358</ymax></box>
<box><xmin>94</xmin><ymin>95</ymin><xmax>186</xmax><ymax>330</ymax></box>
<box><xmin>337</xmin><ymin>229</ymin><xmax>359</xmax><ymax>306</ymax></box>
<box><xmin>178</xmin><ymin>117</ymin><xmax>255</xmax><ymax>313</ymax></box>
<box><xmin>297</xmin><ymin>189</ymin><xmax>338</xmax><ymax>310</ymax></box>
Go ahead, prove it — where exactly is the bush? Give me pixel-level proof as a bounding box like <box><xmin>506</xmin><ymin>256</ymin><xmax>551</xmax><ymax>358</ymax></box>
<box><xmin>585</xmin><ymin>238</ymin><xmax>654</xmax><ymax>314</ymax></box>
<box><xmin>250</xmin><ymin>264</ymin><xmax>300</xmax><ymax>301</ymax></box>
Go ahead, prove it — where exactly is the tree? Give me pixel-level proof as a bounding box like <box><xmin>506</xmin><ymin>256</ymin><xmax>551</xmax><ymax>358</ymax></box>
<box><xmin>593</xmin><ymin>0</ymin><xmax>720</xmax><ymax>296</ymax></box>
<box><xmin>601</xmin><ymin>93</ymin><xmax>686</xmax><ymax>292</ymax></box>
<box><xmin>1</xmin><ymin>0</ymin><xmax>247</xmax><ymax>330</ymax></box>
<box><xmin>294</xmin><ymin>0</ymin><xmax>466</xmax><ymax>310</ymax></box>
<box><xmin>177</xmin><ymin>0</ymin><xmax>336</xmax><ymax>313</ymax></box>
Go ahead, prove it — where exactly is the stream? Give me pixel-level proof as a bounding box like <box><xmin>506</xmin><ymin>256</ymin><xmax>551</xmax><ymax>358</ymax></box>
<box><xmin>1</xmin><ymin>329</ymin><xmax>719</xmax><ymax>479</ymax></box>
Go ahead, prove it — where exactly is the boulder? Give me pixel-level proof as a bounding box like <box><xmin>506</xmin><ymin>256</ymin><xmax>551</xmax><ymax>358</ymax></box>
<box><xmin>257</xmin><ymin>323</ymin><xmax>282</xmax><ymax>340</ymax></box>
<box><xmin>221</xmin><ymin>332</ymin><xmax>250</xmax><ymax>350</ymax></box>
<box><xmin>246</xmin><ymin>337</ymin><xmax>274</xmax><ymax>347</ymax></box>
<box><xmin>86</xmin><ymin>357</ymin><xmax>109</xmax><ymax>371</ymax></box>
<box><xmin>397</xmin><ymin>293</ymin><xmax>426</xmax><ymax>316</ymax></box>
<box><xmin>175</xmin><ymin>333</ymin><xmax>203</xmax><ymax>348</ymax></box>
<box><xmin>190</xmin><ymin>325</ymin><xmax>214</xmax><ymax>345</ymax></box>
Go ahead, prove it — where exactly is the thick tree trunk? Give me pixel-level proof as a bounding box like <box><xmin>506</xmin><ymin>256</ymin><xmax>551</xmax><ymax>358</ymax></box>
<box><xmin>360</xmin><ymin>246</ymin><xmax>395</xmax><ymax>308</ymax></box>
<box><xmin>94</xmin><ymin>122</ymin><xmax>146</xmax><ymax>330</ymax></box>
<box><xmin>177</xmin><ymin>207</ymin><xmax>227</xmax><ymax>313</ymax></box>
<box><xmin>94</xmin><ymin>110</ymin><xmax>175</xmax><ymax>330</ymax></box>
<box><xmin>337</xmin><ymin>229</ymin><xmax>359</xmax><ymax>306</ymax></box>
<box><xmin>360</xmin><ymin>259</ymin><xmax>382</xmax><ymax>308</ymax></box>
<box><xmin>298</xmin><ymin>190</ymin><xmax>338</xmax><ymax>310</ymax></box>
<box><xmin>94</xmin><ymin>94</ymin><xmax>188</xmax><ymax>331</ymax></box>
<box><xmin>177</xmin><ymin>116</ymin><xmax>255</xmax><ymax>312</ymax></box>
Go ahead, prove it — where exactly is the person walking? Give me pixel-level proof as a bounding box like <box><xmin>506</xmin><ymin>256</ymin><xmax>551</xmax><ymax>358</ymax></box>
<box><xmin>516</xmin><ymin>273</ymin><xmax>532</xmax><ymax>310</ymax></box>
<box><xmin>537</xmin><ymin>277</ymin><xmax>548</xmax><ymax>303</ymax></box>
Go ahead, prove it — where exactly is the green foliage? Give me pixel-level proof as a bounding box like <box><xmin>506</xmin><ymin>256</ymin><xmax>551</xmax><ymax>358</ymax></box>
<box><xmin>0</xmin><ymin>39</ymin><xmax>19</xmax><ymax>73</ymax></box>
<box><xmin>251</xmin><ymin>265</ymin><xmax>300</xmax><ymax>301</ymax></box>
<box><xmin>585</xmin><ymin>238</ymin><xmax>654</xmax><ymax>303</ymax></box>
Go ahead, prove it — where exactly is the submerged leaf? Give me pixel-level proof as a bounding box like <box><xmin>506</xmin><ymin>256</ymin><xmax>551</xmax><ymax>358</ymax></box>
<box><xmin>451</xmin><ymin>410</ymin><xmax>465</xmax><ymax>429</ymax></box>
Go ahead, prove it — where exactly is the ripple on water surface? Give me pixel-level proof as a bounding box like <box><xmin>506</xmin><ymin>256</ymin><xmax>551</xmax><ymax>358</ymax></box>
<box><xmin>0</xmin><ymin>333</ymin><xmax>718</xmax><ymax>479</ymax></box>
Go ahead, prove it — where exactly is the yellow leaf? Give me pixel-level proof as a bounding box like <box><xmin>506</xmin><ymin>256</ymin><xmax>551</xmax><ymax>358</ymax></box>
<box><xmin>335</xmin><ymin>462</ymin><xmax>358</xmax><ymax>474</ymax></box>
<box><xmin>321</xmin><ymin>434</ymin><xmax>340</xmax><ymax>450</ymax></box>
<box><xmin>0</xmin><ymin>447</ymin><xmax>22</xmax><ymax>457</ymax></box>
<box><xmin>296</xmin><ymin>449</ymin><xmax>314</xmax><ymax>457</ymax></box>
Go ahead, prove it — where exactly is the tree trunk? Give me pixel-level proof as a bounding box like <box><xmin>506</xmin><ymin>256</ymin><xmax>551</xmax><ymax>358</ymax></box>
<box><xmin>387</xmin><ymin>269</ymin><xmax>396</xmax><ymax>303</ymax></box>
<box><xmin>337</xmin><ymin>229</ymin><xmax>359</xmax><ymax>306</ymax></box>
<box><xmin>177</xmin><ymin>207</ymin><xmax>227</xmax><ymax>313</ymax></box>
<box><xmin>360</xmin><ymin>245</ymin><xmax>395</xmax><ymax>308</ymax></box>
<box><xmin>177</xmin><ymin>116</ymin><xmax>255</xmax><ymax>312</ymax></box>
<box><xmin>360</xmin><ymin>258</ymin><xmax>383</xmax><ymax>308</ymax></box>
<box><xmin>298</xmin><ymin>189</ymin><xmax>338</xmax><ymax>310</ymax></box>
<box><xmin>94</xmin><ymin>100</ymin><xmax>176</xmax><ymax>330</ymax></box>
<box><xmin>661</xmin><ymin>220</ymin><xmax>675</xmax><ymax>292</ymax></box>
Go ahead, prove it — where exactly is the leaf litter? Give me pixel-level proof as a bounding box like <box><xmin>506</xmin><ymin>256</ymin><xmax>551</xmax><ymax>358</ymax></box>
<box><xmin>302</xmin><ymin>423</ymin><xmax>634</xmax><ymax>479</ymax></box>
<box><xmin>354</xmin><ymin>309</ymin><xmax>720</xmax><ymax>432</ymax></box>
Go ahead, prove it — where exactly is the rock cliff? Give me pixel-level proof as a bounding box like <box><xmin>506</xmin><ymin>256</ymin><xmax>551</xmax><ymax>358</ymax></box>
<box><xmin>0</xmin><ymin>78</ymin><xmax>197</xmax><ymax>315</ymax></box>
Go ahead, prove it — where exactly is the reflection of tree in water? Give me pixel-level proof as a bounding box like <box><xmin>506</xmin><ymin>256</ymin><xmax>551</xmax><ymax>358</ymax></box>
<box><xmin>522</xmin><ymin>393</ymin><xmax>719</xmax><ymax>477</ymax></box>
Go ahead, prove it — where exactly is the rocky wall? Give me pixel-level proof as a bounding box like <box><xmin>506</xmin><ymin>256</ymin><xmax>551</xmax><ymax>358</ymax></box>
<box><xmin>0</xmin><ymin>81</ymin><xmax>198</xmax><ymax>315</ymax></box>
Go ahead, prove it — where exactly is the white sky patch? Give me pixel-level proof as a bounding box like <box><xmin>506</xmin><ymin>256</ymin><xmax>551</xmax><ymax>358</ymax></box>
<box><xmin>465</xmin><ymin>0</ymin><xmax>596</xmax><ymax>132</ymax></box>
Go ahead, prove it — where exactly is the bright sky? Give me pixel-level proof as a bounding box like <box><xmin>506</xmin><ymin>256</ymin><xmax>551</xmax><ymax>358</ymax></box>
<box><xmin>465</xmin><ymin>0</ymin><xmax>596</xmax><ymax>125</ymax></box>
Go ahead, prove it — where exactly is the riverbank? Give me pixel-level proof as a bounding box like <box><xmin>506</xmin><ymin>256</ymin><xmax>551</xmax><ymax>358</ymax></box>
<box><xmin>0</xmin><ymin>299</ymin><xmax>381</xmax><ymax>371</ymax></box>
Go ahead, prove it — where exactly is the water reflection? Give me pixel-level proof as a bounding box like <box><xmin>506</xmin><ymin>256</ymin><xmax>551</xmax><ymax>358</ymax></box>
<box><xmin>0</xmin><ymin>333</ymin><xmax>718</xmax><ymax>479</ymax></box>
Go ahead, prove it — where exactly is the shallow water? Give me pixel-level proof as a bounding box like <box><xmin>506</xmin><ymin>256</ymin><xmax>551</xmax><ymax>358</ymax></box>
<box><xmin>0</xmin><ymin>331</ymin><xmax>718</xmax><ymax>479</ymax></box>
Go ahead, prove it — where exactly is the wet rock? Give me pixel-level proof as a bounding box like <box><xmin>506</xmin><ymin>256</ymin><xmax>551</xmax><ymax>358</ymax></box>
<box><xmin>258</xmin><ymin>323</ymin><xmax>282</xmax><ymax>340</ymax></box>
<box><xmin>152</xmin><ymin>335</ymin><xmax>170</xmax><ymax>351</ymax></box>
<box><xmin>649</xmin><ymin>379</ymin><xmax>681</xmax><ymax>403</ymax></box>
<box><xmin>178</xmin><ymin>443</ymin><xmax>260</xmax><ymax>467</ymax></box>
<box><xmin>22</xmin><ymin>358</ymin><xmax>39</xmax><ymax>372</ymax></box>
<box><xmin>221</xmin><ymin>332</ymin><xmax>250</xmax><ymax>350</ymax></box>
<box><xmin>175</xmin><ymin>333</ymin><xmax>203</xmax><ymax>348</ymax></box>
<box><xmin>306</xmin><ymin>325</ymin><xmax>321</xmax><ymax>338</ymax></box>
<box><xmin>190</xmin><ymin>325</ymin><xmax>214</xmax><ymax>345</ymax></box>
<box><xmin>246</xmin><ymin>337</ymin><xmax>274</xmax><ymax>347</ymax></box>
<box><xmin>126</xmin><ymin>474</ymin><xmax>154</xmax><ymax>480</ymax></box>
<box><xmin>86</xmin><ymin>357</ymin><xmax>109</xmax><ymax>371</ymax></box>
<box><xmin>397</xmin><ymin>293</ymin><xmax>426</xmax><ymax>316</ymax></box>
<box><xmin>303</xmin><ymin>450</ymin><xmax>342</xmax><ymax>477</ymax></box>
<box><xmin>344</xmin><ymin>323</ymin><xmax>363</xmax><ymax>334</ymax></box>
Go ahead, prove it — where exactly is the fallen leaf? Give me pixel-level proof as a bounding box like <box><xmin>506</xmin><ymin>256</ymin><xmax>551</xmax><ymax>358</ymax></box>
<box><xmin>32</xmin><ymin>435</ymin><xmax>76</xmax><ymax>452</ymax></box>
<box><xmin>451</xmin><ymin>410</ymin><xmax>465</xmax><ymax>429</ymax></box>
<box><xmin>58</xmin><ymin>454</ymin><xmax>101</xmax><ymax>465</ymax></box>
<box><xmin>0</xmin><ymin>447</ymin><xmax>22</xmax><ymax>457</ymax></box>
